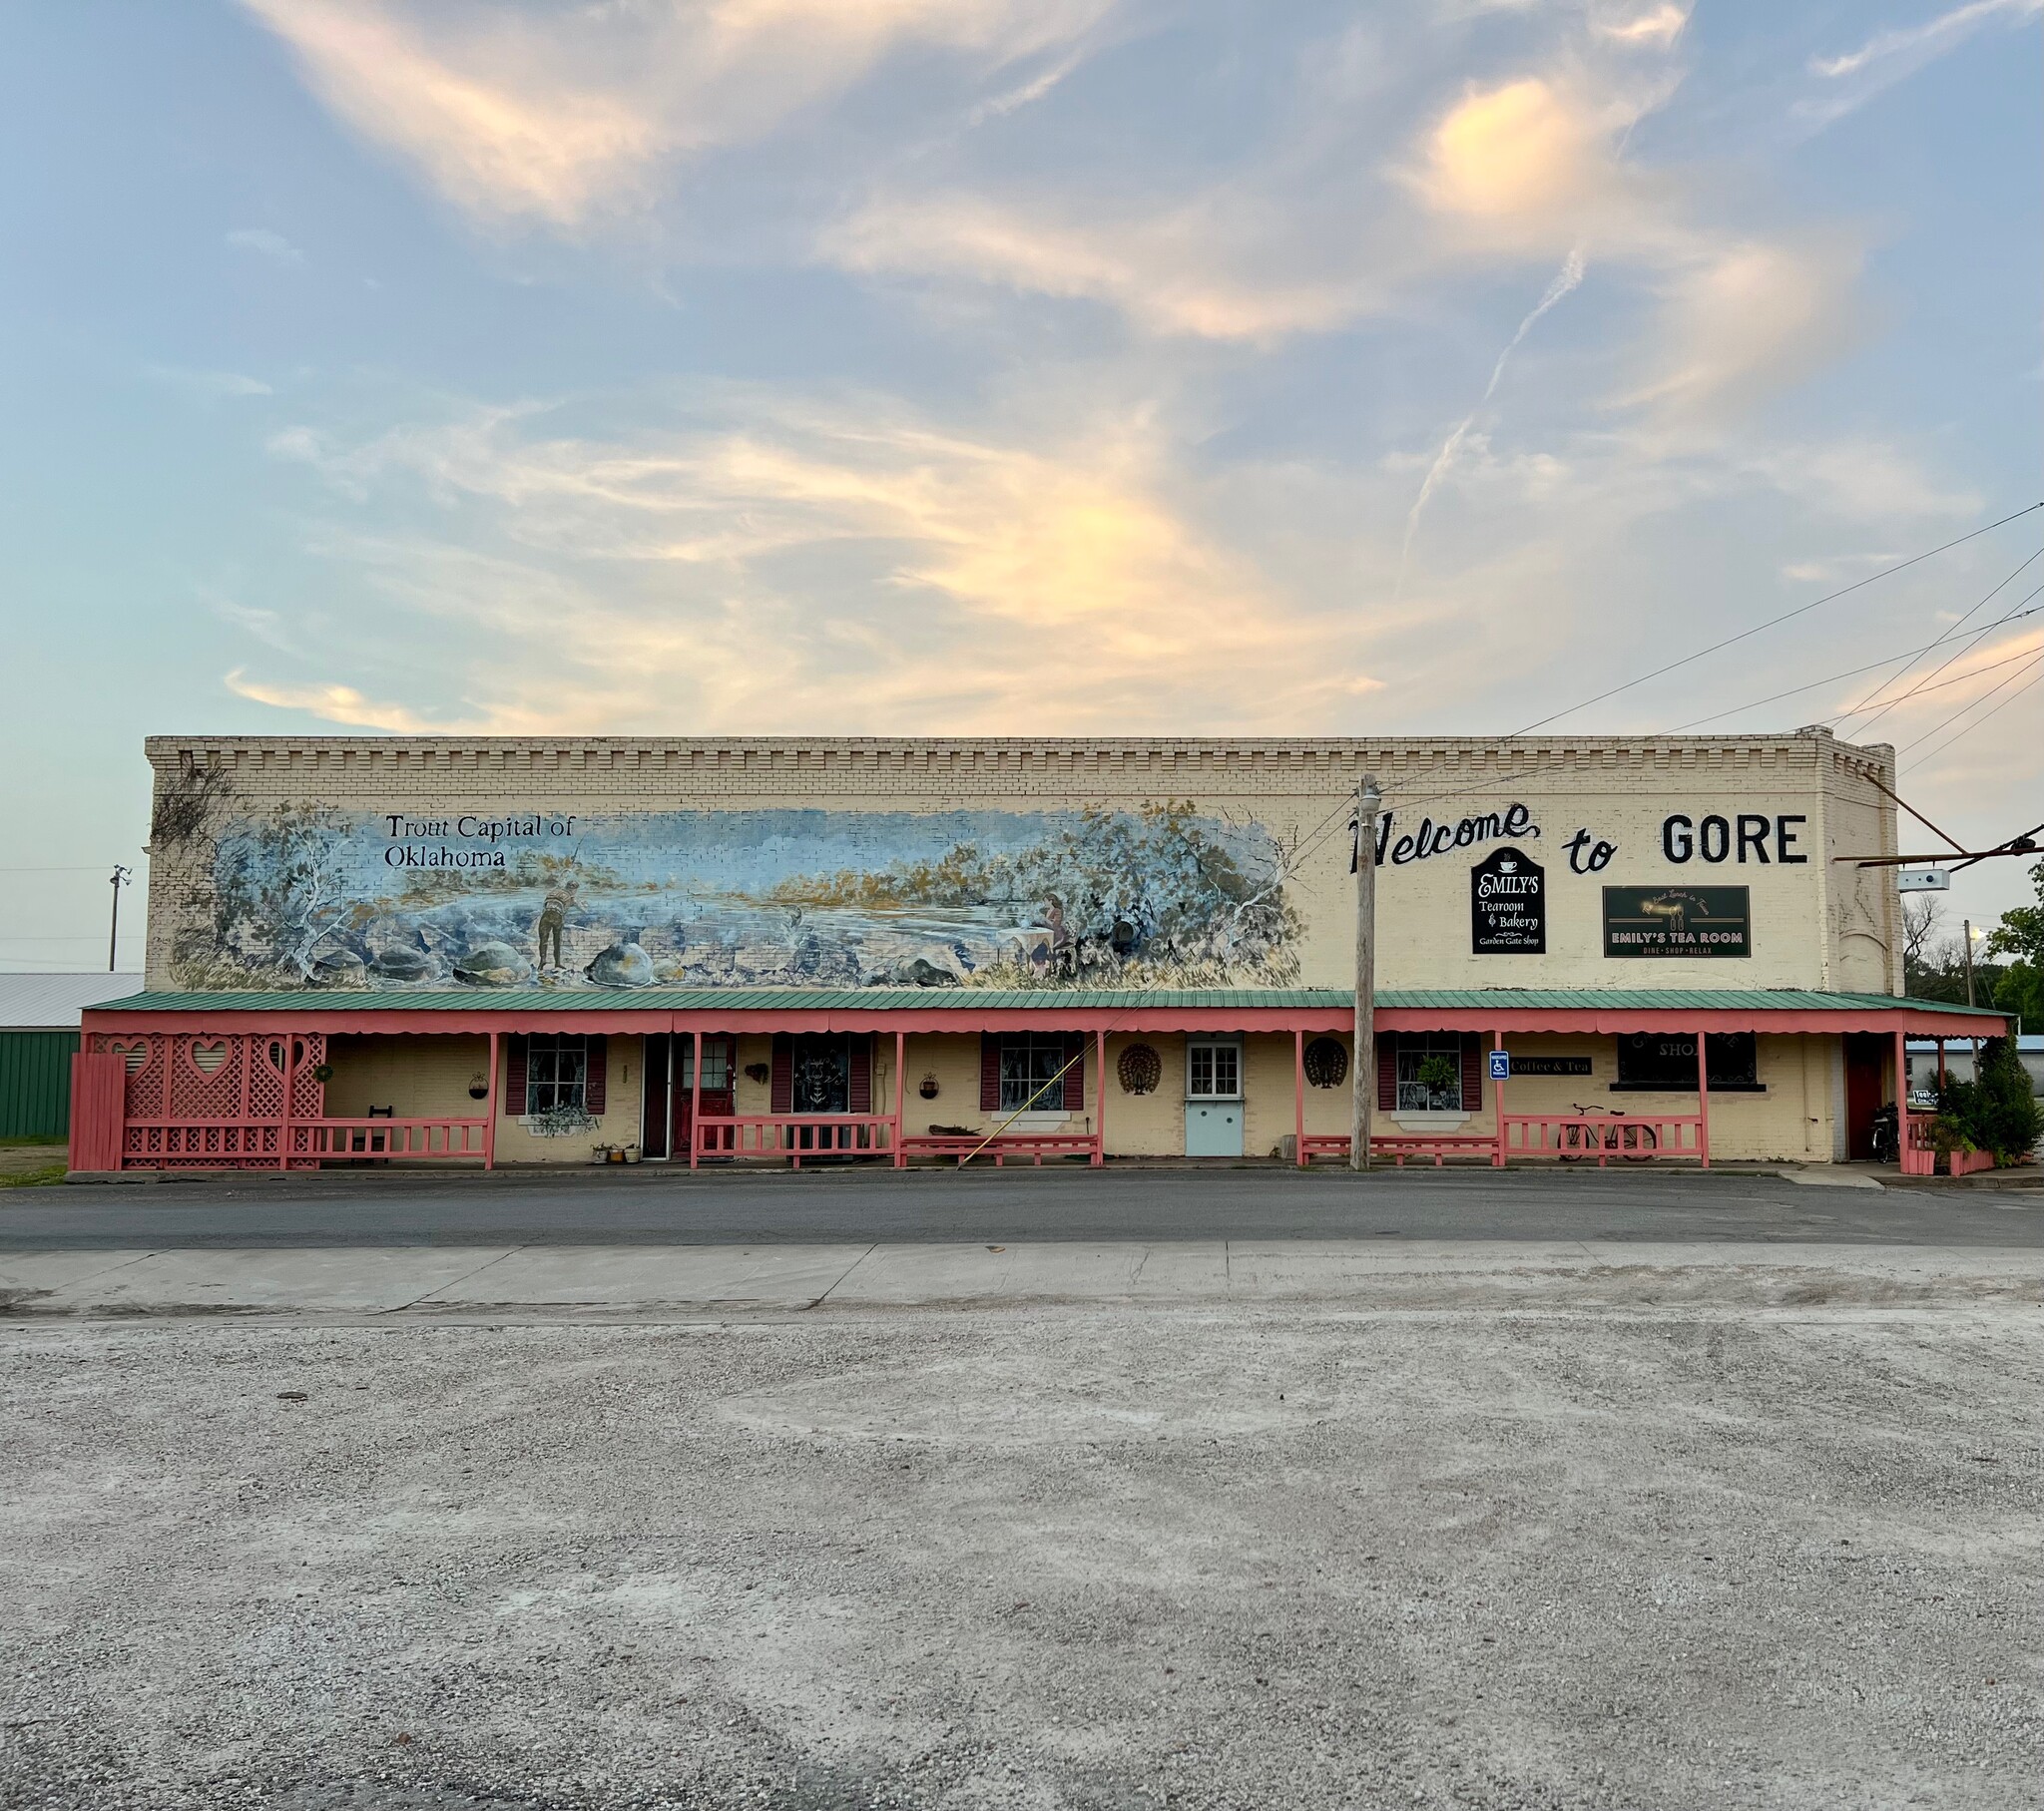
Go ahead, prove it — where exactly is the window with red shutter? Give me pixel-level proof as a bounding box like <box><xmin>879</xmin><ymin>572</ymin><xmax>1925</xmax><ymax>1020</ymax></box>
<box><xmin>980</xmin><ymin>1036</ymin><xmax>1001</xmax><ymax>1113</ymax></box>
<box><xmin>584</xmin><ymin>1036</ymin><xmax>608</xmax><ymax>1116</ymax></box>
<box><xmin>771</xmin><ymin>1035</ymin><xmax>793</xmax><ymax>1115</ymax></box>
<box><xmin>1458</xmin><ymin>1035</ymin><xmax>1481</xmax><ymax>1113</ymax></box>
<box><xmin>847</xmin><ymin>1037</ymin><xmax>871</xmax><ymax>1115</ymax></box>
<box><xmin>506</xmin><ymin>1036</ymin><xmax>529</xmax><ymax>1116</ymax></box>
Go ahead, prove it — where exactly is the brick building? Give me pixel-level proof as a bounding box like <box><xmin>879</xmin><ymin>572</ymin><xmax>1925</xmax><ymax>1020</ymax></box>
<box><xmin>72</xmin><ymin>730</ymin><xmax>2004</xmax><ymax>1173</ymax></box>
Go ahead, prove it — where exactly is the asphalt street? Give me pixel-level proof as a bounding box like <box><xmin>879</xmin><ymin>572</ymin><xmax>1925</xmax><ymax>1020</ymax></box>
<box><xmin>9</xmin><ymin>1163</ymin><xmax>2041</xmax><ymax>1249</ymax></box>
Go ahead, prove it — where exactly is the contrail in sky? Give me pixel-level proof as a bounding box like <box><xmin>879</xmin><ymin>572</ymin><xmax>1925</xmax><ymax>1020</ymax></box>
<box><xmin>1395</xmin><ymin>245</ymin><xmax>1587</xmax><ymax>596</ymax></box>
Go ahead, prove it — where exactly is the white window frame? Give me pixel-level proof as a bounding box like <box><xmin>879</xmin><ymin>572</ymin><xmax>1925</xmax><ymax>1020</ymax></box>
<box><xmin>1186</xmin><ymin>1039</ymin><xmax>1244</xmax><ymax>1102</ymax></box>
<box><xmin>1395</xmin><ymin>1035</ymin><xmax>1463</xmax><ymax>1114</ymax></box>
<box><xmin>526</xmin><ymin>1034</ymin><xmax>588</xmax><ymax>1115</ymax></box>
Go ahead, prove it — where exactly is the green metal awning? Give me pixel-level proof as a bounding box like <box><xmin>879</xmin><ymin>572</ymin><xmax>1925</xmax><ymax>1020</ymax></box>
<box><xmin>85</xmin><ymin>986</ymin><xmax>2006</xmax><ymax>1017</ymax></box>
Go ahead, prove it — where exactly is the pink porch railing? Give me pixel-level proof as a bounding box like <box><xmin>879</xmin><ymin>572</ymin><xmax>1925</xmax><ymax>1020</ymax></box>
<box><xmin>694</xmin><ymin>1114</ymin><xmax>897</xmax><ymax>1166</ymax></box>
<box><xmin>1299</xmin><ymin>1132</ymin><xmax>1500</xmax><ymax>1167</ymax></box>
<box><xmin>295</xmin><ymin>1119</ymin><xmax>489</xmax><ymax>1160</ymax></box>
<box><xmin>1502</xmin><ymin>1114</ymin><xmax>1705</xmax><ymax>1163</ymax></box>
<box><xmin>123</xmin><ymin>1118</ymin><xmax>489</xmax><ymax>1164</ymax></box>
<box><xmin>1901</xmin><ymin>1114</ymin><xmax>1936</xmax><ymax>1176</ymax></box>
<box><xmin>901</xmin><ymin>1131</ymin><xmax>1102</xmax><ymax>1167</ymax></box>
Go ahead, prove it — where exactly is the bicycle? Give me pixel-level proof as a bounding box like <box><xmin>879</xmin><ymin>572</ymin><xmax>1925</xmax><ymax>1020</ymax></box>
<box><xmin>1557</xmin><ymin>1103</ymin><xmax>1659</xmax><ymax>1163</ymax></box>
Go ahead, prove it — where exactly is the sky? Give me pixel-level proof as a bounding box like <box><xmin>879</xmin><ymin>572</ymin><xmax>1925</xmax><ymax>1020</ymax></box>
<box><xmin>1</xmin><ymin>0</ymin><xmax>2039</xmax><ymax>973</ymax></box>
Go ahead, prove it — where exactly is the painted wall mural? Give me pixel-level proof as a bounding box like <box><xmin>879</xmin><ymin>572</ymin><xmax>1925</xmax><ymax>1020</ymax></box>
<box><xmin>175</xmin><ymin>800</ymin><xmax>1302</xmax><ymax>992</ymax></box>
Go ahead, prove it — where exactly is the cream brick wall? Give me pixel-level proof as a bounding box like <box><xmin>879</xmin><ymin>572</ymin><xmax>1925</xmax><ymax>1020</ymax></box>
<box><xmin>142</xmin><ymin>730</ymin><xmax>1901</xmax><ymax>995</ymax></box>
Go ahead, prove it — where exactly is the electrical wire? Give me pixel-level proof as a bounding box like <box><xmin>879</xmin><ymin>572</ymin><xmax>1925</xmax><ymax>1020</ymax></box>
<box><xmin>1269</xmin><ymin>502</ymin><xmax>2044</xmax><ymax>877</ymax></box>
<box><xmin>1838</xmin><ymin>546</ymin><xmax>2044</xmax><ymax>734</ymax></box>
<box><xmin>1670</xmin><ymin>624</ymin><xmax>2044</xmax><ymax>732</ymax></box>
<box><xmin>1903</xmin><ymin>647</ymin><xmax>2044</xmax><ymax>764</ymax></box>
<box><xmin>1500</xmin><ymin>500</ymin><xmax>2044</xmax><ymax>738</ymax></box>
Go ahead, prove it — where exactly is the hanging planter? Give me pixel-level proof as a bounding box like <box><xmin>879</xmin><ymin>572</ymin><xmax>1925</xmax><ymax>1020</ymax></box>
<box><xmin>918</xmin><ymin>1073</ymin><xmax>940</xmax><ymax>1100</ymax></box>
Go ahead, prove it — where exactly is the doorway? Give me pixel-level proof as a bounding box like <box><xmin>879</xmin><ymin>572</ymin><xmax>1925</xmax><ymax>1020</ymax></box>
<box><xmin>640</xmin><ymin>1034</ymin><xmax>735</xmax><ymax>1159</ymax></box>
<box><xmin>1185</xmin><ymin>1039</ymin><xmax>1245</xmax><ymax>1157</ymax></box>
<box><xmin>1842</xmin><ymin>1033</ymin><xmax>1887</xmax><ymax>1160</ymax></box>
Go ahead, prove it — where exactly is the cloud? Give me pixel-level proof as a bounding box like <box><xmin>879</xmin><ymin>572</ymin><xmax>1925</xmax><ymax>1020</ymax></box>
<box><xmin>243</xmin><ymin>391</ymin><xmax>1399</xmax><ymax>734</ymax></box>
<box><xmin>145</xmin><ymin>364</ymin><xmax>273</xmax><ymax>399</ymax></box>
<box><xmin>239</xmin><ymin>0</ymin><xmax>1112</xmax><ymax>228</ymax></box>
<box><xmin>820</xmin><ymin>193</ymin><xmax>1369</xmax><ymax>341</ymax></box>
<box><xmin>1797</xmin><ymin>0</ymin><xmax>2042</xmax><ymax>129</ymax></box>
<box><xmin>225</xmin><ymin>671</ymin><xmax>476</xmax><ymax>733</ymax></box>
<box><xmin>1595</xmin><ymin>4</ymin><xmax>1690</xmax><ymax>47</ymax></box>
<box><xmin>1418</xmin><ymin>79</ymin><xmax>1613</xmax><ymax>225</ymax></box>
<box><xmin>1620</xmin><ymin>236</ymin><xmax>1864</xmax><ymax>421</ymax></box>
<box><xmin>225</xmin><ymin>226</ymin><xmax>305</xmax><ymax>265</ymax></box>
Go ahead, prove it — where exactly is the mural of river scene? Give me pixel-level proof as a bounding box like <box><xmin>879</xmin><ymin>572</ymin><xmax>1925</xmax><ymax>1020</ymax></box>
<box><xmin>178</xmin><ymin>803</ymin><xmax>1302</xmax><ymax>991</ymax></box>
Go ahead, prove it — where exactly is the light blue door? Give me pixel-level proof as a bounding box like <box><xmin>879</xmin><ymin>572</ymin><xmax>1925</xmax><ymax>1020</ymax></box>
<box><xmin>1185</xmin><ymin>1101</ymin><xmax>1244</xmax><ymax>1156</ymax></box>
<box><xmin>1186</xmin><ymin>1041</ymin><xmax>1245</xmax><ymax>1156</ymax></box>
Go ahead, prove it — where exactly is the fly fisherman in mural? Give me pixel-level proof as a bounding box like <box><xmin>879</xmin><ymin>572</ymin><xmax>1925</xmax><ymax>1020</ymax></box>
<box><xmin>1041</xmin><ymin>895</ymin><xmax>1078</xmax><ymax>981</ymax></box>
<box><xmin>535</xmin><ymin>880</ymin><xmax>578</xmax><ymax>974</ymax></box>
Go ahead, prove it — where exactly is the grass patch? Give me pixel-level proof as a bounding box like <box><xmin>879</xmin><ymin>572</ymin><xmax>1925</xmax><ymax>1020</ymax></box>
<box><xmin>0</xmin><ymin>1134</ymin><xmax>67</xmax><ymax>1148</ymax></box>
<box><xmin>0</xmin><ymin>1162</ymin><xmax>67</xmax><ymax>1188</ymax></box>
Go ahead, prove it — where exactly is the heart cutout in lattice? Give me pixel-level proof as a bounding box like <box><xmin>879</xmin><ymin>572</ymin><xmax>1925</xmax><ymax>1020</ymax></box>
<box><xmin>189</xmin><ymin>1040</ymin><xmax>231</xmax><ymax>1076</ymax></box>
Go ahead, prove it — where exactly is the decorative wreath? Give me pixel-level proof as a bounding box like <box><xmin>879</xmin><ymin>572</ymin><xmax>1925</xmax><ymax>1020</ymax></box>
<box><xmin>1117</xmin><ymin>1043</ymin><xmax>1163</xmax><ymax>1096</ymax></box>
<box><xmin>1302</xmin><ymin>1038</ymin><xmax>1348</xmax><ymax>1090</ymax></box>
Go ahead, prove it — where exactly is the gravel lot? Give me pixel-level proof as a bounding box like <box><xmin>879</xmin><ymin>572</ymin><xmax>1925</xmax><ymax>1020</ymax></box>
<box><xmin>5</xmin><ymin>1293</ymin><xmax>2042</xmax><ymax>1810</ymax></box>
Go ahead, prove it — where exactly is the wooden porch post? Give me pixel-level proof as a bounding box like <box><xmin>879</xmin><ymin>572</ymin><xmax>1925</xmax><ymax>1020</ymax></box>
<box><xmin>689</xmin><ymin>1032</ymin><xmax>703</xmax><ymax>1171</ymax></box>
<box><xmin>1293</xmin><ymin>1029</ymin><xmax>1305</xmax><ymax>1168</ymax></box>
<box><xmin>1493</xmin><ymin>1031</ymin><xmax>1506</xmax><ymax>1169</ymax></box>
<box><xmin>1893</xmin><ymin>1028</ymin><xmax>1907</xmax><ymax>1169</ymax></box>
<box><xmin>893</xmin><ymin>1028</ymin><xmax>906</xmax><ymax>1168</ymax></box>
<box><xmin>1696</xmin><ymin>1031</ymin><xmax>1712</xmax><ymax>1169</ymax></box>
<box><xmin>484</xmin><ymin>1030</ymin><xmax>499</xmax><ymax>1170</ymax></box>
<box><xmin>277</xmin><ymin>1034</ymin><xmax>291</xmax><ymax>1174</ymax></box>
<box><xmin>1094</xmin><ymin>1029</ymin><xmax>1107</xmax><ymax>1166</ymax></box>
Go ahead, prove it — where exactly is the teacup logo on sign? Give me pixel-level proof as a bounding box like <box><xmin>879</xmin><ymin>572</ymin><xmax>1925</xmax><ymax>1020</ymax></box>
<box><xmin>1369</xmin><ymin>802</ymin><xmax>1538</xmax><ymax>868</ymax></box>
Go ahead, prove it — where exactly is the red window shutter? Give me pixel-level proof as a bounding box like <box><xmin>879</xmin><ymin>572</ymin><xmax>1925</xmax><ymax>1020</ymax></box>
<box><xmin>980</xmin><ymin>1035</ymin><xmax>1002</xmax><ymax>1112</ymax></box>
<box><xmin>1063</xmin><ymin>1034</ymin><xmax>1087</xmax><ymax>1111</ymax></box>
<box><xmin>771</xmin><ymin>1035</ymin><xmax>792</xmax><ymax>1115</ymax></box>
<box><xmin>848</xmin><ymin>1037</ymin><xmax>872</xmax><ymax>1115</ymax></box>
<box><xmin>1376</xmin><ymin>1033</ymin><xmax>1397</xmax><ymax>1113</ymax></box>
<box><xmin>1459</xmin><ymin>1034</ymin><xmax>1481</xmax><ymax>1112</ymax></box>
<box><xmin>506</xmin><ymin>1036</ymin><xmax>529</xmax><ymax>1116</ymax></box>
<box><xmin>584</xmin><ymin>1036</ymin><xmax>608</xmax><ymax>1116</ymax></box>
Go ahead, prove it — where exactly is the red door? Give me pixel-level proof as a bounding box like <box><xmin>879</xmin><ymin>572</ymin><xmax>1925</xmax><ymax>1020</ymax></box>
<box><xmin>674</xmin><ymin>1036</ymin><xmax>737</xmax><ymax>1157</ymax></box>
<box><xmin>1843</xmin><ymin>1034</ymin><xmax>1886</xmax><ymax>1160</ymax></box>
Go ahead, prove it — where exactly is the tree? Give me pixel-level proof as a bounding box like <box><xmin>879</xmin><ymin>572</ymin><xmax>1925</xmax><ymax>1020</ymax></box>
<box><xmin>1901</xmin><ymin>894</ymin><xmax>1943</xmax><ymax>978</ymax></box>
<box><xmin>1986</xmin><ymin>859</ymin><xmax>2044</xmax><ymax>1034</ymax></box>
<box><xmin>1936</xmin><ymin>1037</ymin><xmax>2042</xmax><ymax>1166</ymax></box>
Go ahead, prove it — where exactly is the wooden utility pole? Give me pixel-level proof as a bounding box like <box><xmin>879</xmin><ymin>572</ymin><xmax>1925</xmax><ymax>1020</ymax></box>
<box><xmin>1351</xmin><ymin>774</ymin><xmax>1382</xmax><ymax>1172</ymax></box>
<box><xmin>107</xmin><ymin>865</ymin><xmax>131</xmax><ymax>973</ymax></box>
<box><xmin>1962</xmin><ymin>919</ymin><xmax>1976</xmax><ymax>1007</ymax></box>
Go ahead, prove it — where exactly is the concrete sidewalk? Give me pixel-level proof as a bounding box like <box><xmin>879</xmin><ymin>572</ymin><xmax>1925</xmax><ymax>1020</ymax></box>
<box><xmin>7</xmin><ymin>1238</ymin><xmax>2044</xmax><ymax>1317</ymax></box>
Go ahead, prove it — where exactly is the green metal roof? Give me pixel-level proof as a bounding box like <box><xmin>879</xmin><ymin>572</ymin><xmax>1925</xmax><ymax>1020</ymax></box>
<box><xmin>86</xmin><ymin>986</ymin><xmax>2005</xmax><ymax>1017</ymax></box>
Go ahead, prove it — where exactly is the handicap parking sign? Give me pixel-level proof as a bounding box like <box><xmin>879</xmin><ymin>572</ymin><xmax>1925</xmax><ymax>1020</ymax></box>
<box><xmin>1487</xmin><ymin>1050</ymin><xmax>1511</xmax><ymax>1081</ymax></box>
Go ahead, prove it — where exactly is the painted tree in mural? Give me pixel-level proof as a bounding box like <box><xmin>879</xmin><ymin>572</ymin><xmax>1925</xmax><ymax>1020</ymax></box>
<box><xmin>769</xmin><ymin>802</ymin><xmax>1300</xmax><ymax>986</ymax></box>
<box><xmin>209</xmin><ymin>806</ymin><xmax>355</xmax><ymax>984</ymax></box>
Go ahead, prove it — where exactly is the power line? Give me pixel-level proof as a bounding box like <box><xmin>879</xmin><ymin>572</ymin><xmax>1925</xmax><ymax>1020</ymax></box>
<box><xmin>1667</xmin><ymin>606</ymin><xmax>2044</xmax><ymax>731</ymax></box>
<box><xmin>1839</xmin><ymin>546</ymin><xmax>2044</xmax><ymax>734</ymax></box>
<box><xmin>1502</xmin><ymin>501</ymin><xmax>2044</xmax><ymax>738</ymax></box>
<box><xmin>1904</xmin><ymin>647</ymin><xmax>2044</xmax><ymax>765</ymax></box>
<box><xmin>1276</xmin><ymin>502</ymin><xmax>2044</xmax><ymax>876</ymax></box>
